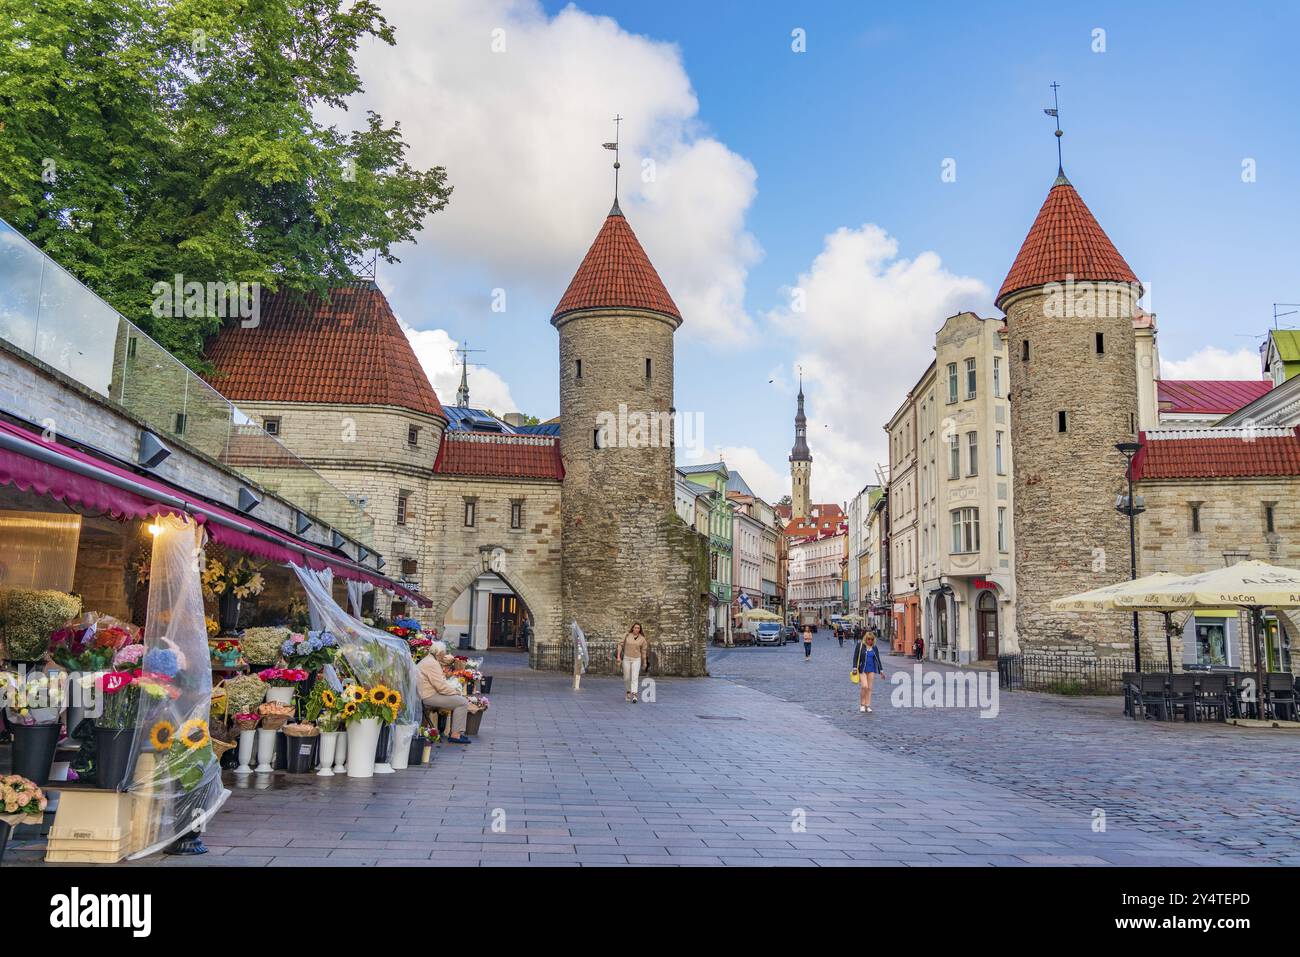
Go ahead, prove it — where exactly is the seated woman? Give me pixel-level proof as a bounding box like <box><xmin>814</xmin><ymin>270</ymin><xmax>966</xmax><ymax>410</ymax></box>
<box><xmin>416</xmin><ymin>641</ymin><xmax>473</xmax><ymax>744</ymax></box>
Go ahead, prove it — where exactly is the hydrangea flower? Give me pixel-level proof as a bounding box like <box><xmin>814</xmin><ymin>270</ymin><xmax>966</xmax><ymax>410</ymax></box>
<box><xmin>141</xmin><ymin>648</ymin><xmax>179</xmax><ymax>678</ymax></box>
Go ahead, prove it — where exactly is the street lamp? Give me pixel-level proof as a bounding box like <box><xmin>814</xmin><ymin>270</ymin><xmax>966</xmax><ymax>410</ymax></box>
<box><xmin>1115</xmin><ymin>441</ymin><xmax>1145</xmax><ymax>671</ymax></box>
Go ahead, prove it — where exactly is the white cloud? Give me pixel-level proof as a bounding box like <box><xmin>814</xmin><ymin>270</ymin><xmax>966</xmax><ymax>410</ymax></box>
<box><xmin>401</xmin><ymin>321</ymin><xmax>519</xmax><ymax>414</ymax></box>
<box><xmin>765</xmin><ymin>224</ymin><xmax>990</xmax><ymax>505</ymax></box>
<box><xmin>1160</xmin><ymin>345</ymin><xmax>1263</xmax><ymax>380</ymax></box>
<box><xmin>340</xmin><ymin>0</ymin><xmax>760</xmax><ymax>341</ymax></box>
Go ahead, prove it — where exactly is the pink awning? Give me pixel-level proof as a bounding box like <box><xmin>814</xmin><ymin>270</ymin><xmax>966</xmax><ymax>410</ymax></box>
<box><xmin>0</xmin><ymin>418</ymin><xmax>428</xmax><ymax>605</ymax></box>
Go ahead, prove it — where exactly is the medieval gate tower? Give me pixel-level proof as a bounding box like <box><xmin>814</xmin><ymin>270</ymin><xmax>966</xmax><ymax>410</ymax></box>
<box><xmin>997</xmin><ymin>168</ymin><xmax>1142</xmax><ymax>658</ymax></box>
<box><xmin>551</xmin><ymin>197</ymin><xmax>708</xmax><ymax>675</ymax></box>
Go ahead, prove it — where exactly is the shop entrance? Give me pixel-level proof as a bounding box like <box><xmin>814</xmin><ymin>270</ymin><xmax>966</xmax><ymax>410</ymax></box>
<box><xmin>977</xmin><ymin>591</ymin><xmax>999</xmax><ymax>660</ymax></box>
<box><xmin>489</xmin><ymin>592</ymin><xmax>525</xmax><ymax>648</ymax></box>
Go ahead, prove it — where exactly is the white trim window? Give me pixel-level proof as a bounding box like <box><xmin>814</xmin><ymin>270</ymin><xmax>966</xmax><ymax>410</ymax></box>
<box><xmin>965</xmin><ymin>358</ymin><xmax>977</xmax><ymax>400</ymax></box>
<box><xmin>966</xmin><ymin>431</ymin><xmax>978</xmax><ymax>477</ymax></box>
<box><xmin>948</xmin><ymin>434</ymin><xmax>960</xmax><ymax>480</ymax></box>
<box><xmin>992</xmin><ymin>356</ymin><xmax>1002</xmax><ymax>397</ymax></box>
<box><xmin>950</xmin><ymin>507</ymin><xmax>980</xmax><ymax>554</ymax></box>
<box><xmin>997</xmin><ymin>506</ymin><xmax>1008</xmax><ymax>552</ymax></box>
<box><xmin>947</xmin><ymin>363</ymin><xmax>958</xmax><ymax>403</ymax></box>
<box><xmin>995</xmin><ymin>430</ymin><xmax>1005</xmax><ymax>475</ymax></box>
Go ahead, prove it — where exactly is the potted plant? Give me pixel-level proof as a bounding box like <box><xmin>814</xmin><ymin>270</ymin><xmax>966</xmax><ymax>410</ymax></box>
<box><xmin>0</xmin><ymin>589</ymin><xmax>82</xmax><ymax>668</ymax></box>
<box><xmin>5</xmin><ymin>670</ymin><xmax>68</xmax><ymax>786</ymax></box>
<box><xmin>202</xmin><ymin>550</ymin><xmax>265</xmax><ymax>632</ymax></box>
<box><xmin>238</xmin><ymin>627</ymin><xmax>287</xmax><ymax>671</ymax></box>
<box><xmin>94</xmin><ymin>670</ymin><xmax>141</xmax><ymax>789</ymax></box>
<box><xmin>0</xmin><ymin>775</ymin><xmax>48</xmax><ymax>864</ymax></box>
<box><xmin>410</xmin><ymin>725</ymin><xmax>438</xmax><ymax>765</ymax></box>
<box><xmin>209</xmin><ymin>639</ymin><xmax>243</xmax><ymax>669</ymax></box>
<box><xmin>257</xmin><ymin>667</ymin><xmax>309</xmax><ymax>706</ymax></box>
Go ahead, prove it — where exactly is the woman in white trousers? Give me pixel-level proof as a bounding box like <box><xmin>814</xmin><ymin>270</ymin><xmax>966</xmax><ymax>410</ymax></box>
<box><xmin>618</xmin><ymin>623</ymin><xmax>649</xmax><ymax>703</ymax></box>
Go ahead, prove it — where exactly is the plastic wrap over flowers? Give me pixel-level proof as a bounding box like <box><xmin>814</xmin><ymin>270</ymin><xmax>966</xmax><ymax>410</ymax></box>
<box><xmin>290</xmin><ymin>566</ymin><xmax>420</xmax><ymax>724</ymax></box>
<box><xmin>126</xmin><ymin>515</ymin><xmax>227</xmax><ymax>859</ymax></box>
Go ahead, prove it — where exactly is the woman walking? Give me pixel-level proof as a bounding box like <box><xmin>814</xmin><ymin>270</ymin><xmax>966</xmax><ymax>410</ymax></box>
<box><xmin>852</xmin><ymin>631</ymin><xmax>886</xmax><ymax>713</ymax></box>
<box><xmin>802</xmin><ymin>625</ymin><xmax>813</xmax><ymax>661</ymax></box>
<box><xmin>618</xmin><ymin>623</ymin><xmax>649</xmax><ymax>702</ymax></box>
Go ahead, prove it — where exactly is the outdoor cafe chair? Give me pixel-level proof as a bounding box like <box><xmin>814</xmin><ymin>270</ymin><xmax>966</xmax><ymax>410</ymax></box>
<box><xmin>1167</xmin><ymin>673</ymin><xmax>1198</xmax><ymax>722</ymax></box>
<box><xmin>1137</xmin><ymin>673</ymin><xmax>1170</xmax><ymax>721</ymax></box>
<box><xmin>1266</xmin><ymin>673</ymin><xmax>1297</xmax><ymax>721</ymax></box>
<box><xmin>1194</xmin><ymin>673</ymin><xmax>1229</xmax><ymax>723</ymax></box>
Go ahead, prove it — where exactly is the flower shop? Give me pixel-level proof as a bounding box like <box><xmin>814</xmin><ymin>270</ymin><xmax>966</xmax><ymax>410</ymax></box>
<box><xmin>0</xmin><ymin>410</ymin><xmax>497</xmax><ymax>864</ymax></box>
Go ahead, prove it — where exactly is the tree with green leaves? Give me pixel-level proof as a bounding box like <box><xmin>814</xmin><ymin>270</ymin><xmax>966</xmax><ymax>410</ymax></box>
<box><xmin>0</xmin><ymin>0</ymin><xmax>450</xmax><ymax>368</ymax></box>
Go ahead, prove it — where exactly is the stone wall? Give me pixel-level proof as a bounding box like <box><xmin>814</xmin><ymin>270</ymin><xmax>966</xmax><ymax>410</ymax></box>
<box><xmin>1004</xmin><ymin>282</ymin><xmax>1141</xmax><ymax>659</ymax></box>
<box><xmin>554</xmin><ymin>307</ymin><xmax>708</xmax><ymax>674</ymax></box>
<box><xmin>1137</xmin><ymin>475</ymin><xmax>1300</xmax><ymax>672</ymax></box>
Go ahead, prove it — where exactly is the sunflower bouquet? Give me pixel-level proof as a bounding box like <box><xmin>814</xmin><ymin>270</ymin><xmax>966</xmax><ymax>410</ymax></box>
<box><xmin>337</xmin><ymin>683</ymin><xmax>402</xmax><ymax>726</ymax></box>
<box><xmin>144</xmin><ymin>711</ymin><xmax>214</xmax><ymax>792</ymax></box>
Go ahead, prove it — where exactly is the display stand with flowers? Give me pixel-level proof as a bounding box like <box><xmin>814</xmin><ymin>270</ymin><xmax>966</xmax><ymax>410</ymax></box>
<box><xmin>465</xmin><ymin>694</ymin><xmax>490</xmax><ymax>736</ymax></box>
<box><xmin>257</xmin><ymin>667</ymin><xmax>309</xmax><ymax>706</ymax></box>
<box><xmin>339</xmin><ymin>682</ymin><xmax>401</xmax><ymax>778</ymax></box>
<box><xmin>95</xmin><ymin>670</ymin><xmax>141</xmax><ymax>789</ymax></box>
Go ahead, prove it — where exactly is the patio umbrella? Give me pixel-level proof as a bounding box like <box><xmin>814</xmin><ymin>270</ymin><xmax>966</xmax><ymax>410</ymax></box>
<box><xmin>1050</xmin><ymin>572</ymin><xmax>1186</xmax><ymax>672</ymax></box>
<box><xmin>1112</xmin><ymin>560</ymin><xmax>1300</xmax><ymax>717</ymax></box>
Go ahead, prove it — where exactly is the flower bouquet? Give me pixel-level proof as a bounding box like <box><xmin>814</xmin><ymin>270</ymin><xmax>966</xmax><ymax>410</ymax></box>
<box><xmin>202</xmin><ymin>551</ymin><xmax>265</xmax><ymax>600</ymax></box>
<box><xmin>5</xmin><ymin>670</ymin><xmax>68</xmax><ymax>726</ymax></box>
<box><xmin>466</xmin><ymin>693</ymin><xmax>491</xmax><ymax>713</ymax></box>
<box><xmin>1</xmin><ymin>774</ymin><xmax>47</xmax><ymax>818</ymax></box>
<box><xmin>280</xmin><ymin>631</ymin><xmax>338</xmax><ymax>672</ymax></box>
<box><xmin>407</xmin><ymin>636</ymin><xmax>433</xmax><ymax>662</ymax></box>
<box><xmin>256</xmin><ymin>701</ymin><xmax>294</xmax><ymax>730</ymax></box>
<box><xmin>283</xmin><ymin>722</ymin><xmax>318</xmax><ymax>737</ymax></box>
<box><xmin>48</xmin><ymin>617</ymin><xmax>135</xmax><ymax>672</ymax></box>
<box><xmin>209</xmin><ymin>639</ymin><xmax>243</xmax><ymax>669</ymax></box>
<box><xmin>0</xmin><ymin>588</ymin><xmax>82</xmax><ymax>664</ymax></box>
<box><xmin>232</xmin><ymin>712</ymin><xmax>261</xmax><ymax>732</ymax></box>
<box><xmin>238</xmin><ymin>627</ymin><xmax>288</xmax><ymax>668</ymax></box>
<box><xmin>257</xmin><ymin>667</ymin><xmax>309</xmax><ymax>688</ymax></box>
<box><xmin>338</xmin><ymin>683</ymin><xmax>402</xmax><ymax>726</ymax></box>
<box><xmin>113</xmin><ymin>643</ymin><xmax>146</xmax><ymax>669</ymax></box>
<box><xmin>223</xmin><ymin>674</ymin><xmax>267</xmax><ymax>716</ymax></box>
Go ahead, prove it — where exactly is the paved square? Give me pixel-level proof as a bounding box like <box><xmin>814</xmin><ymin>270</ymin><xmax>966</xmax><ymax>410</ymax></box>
<box><xmin>18</xmin><ymin>640</ymin><xmax>1293</xmax><ymax>867</ymax></box>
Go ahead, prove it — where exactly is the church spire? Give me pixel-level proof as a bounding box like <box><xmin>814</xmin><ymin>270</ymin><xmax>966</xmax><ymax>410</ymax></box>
<box><xmin>790</xmin><ymin>372</ymin><xmax>811</xmax><ymax>463</ymax></box>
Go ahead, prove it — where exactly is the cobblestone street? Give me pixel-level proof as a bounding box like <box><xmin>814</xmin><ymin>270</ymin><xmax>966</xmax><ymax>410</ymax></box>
<box><xmin>18</xmin><ymin>643</ymin><xmax>1294</xmax><ymax>868</ymax></box>
<box><xmin>711</xmin><ymin>636</ymin><xmax>1300</xmax><ymax>864</ymax></box>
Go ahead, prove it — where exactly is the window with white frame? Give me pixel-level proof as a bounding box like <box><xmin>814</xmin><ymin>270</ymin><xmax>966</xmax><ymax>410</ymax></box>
<box><xmin>951</xmin><ymin>507</ymin><xmax>979</xmax><ymax>554</ymax></box>
<box><xmin>995</xmin><ymin>430</ymin><xmax>1005</xmax><ymax>474</ymax></box>
<box><xmin>946</xmin><ymin>363</ymin><xmax>958</xmax><ymax>403</ymax></box>
<box><xmin>993</xmin><ymin>357</ymin><xmax>1002</xmax><ymax>397</ymax></box>
<box><xmin>997</xmin><ymin>507</ymin><xmax>1007</xmax><ymax>552</ymax></box>
<box><xmin>965</xmin><ymin>358</ymin><xmax>977</xmax><ymax>399</ymax></box>
<box><xmin>948</xmin><ymin>434</ymin><xmax>960</xmax><ymax>480</ymax></box>
<box><xmin>966</xmin><ymin>431</ymin><xmax>978</xmax><ymax>477</ymax></box>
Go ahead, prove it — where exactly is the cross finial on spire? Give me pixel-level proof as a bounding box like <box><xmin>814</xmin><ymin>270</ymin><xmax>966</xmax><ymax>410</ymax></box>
<box><xmin>601</xmin><ymin>114</ymin><xmax>624</xmax><ymax>215</ymax></box>
<box><xmin>1043</xmin><ymin>82</ymin><xmax>1065</xmax><ymax>180</ymax></box>
<box><xmin>452</xmin><ymin>340</ymin><xmax>485</xmax><ymax>407</ymax></box>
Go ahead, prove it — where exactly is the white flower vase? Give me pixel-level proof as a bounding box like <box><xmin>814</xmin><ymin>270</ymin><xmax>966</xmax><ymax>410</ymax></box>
<box><xmin>333</xmin><ymin>730</ymin><xmax>349</xmax><ymax>774</ymax></box>
<box><xmin>235</xmin><ymin>729</ymin><xmax>256</xmax><ymax>774</ymax></box>
<box><xmin>255</xmin><ymin>728</ymin><xmax>278</xmax><ymax>772</ymax></box>
<box><xmin>265</xmin><ymin>686</ymin><xmax>295</xmax><ymax>705</ymax></box>
<box><xmin>345</xmin><ymin>717</ymin><xmax>380</xmax><ymax>778</ymax></box>
<box><xmin>389</xmin><ymin>723</ymin><xmax>415</xmax><ymax>771</ymax></box>
<box><xmin>316</xmin><ymin>731</ymin><xmax>339</xmax><ymax>777</ymax></box>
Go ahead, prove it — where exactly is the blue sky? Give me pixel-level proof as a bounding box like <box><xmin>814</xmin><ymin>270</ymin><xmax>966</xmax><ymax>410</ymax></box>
<box><xmin>356</xmin><ymin>0</ymin><xmax>1300</xmax><ymax>505</ymax></box>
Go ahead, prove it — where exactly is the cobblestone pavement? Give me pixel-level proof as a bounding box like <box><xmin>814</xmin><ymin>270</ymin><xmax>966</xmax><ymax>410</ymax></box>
<box><xmin>14</xmin><ymin>644</ymin><xmax>1278</xmax><ymax>867</ymax></box>
<box><xmin>710</xmin><ymin>635</ymin><xmax>1300</xmax><ymax>864</ymax></box>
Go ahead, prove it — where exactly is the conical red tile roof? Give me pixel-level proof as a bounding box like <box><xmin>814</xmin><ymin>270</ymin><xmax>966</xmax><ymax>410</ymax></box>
<box><xmin>552</xmin><ymin>204</ymin><xmax>681</xmax><ymax>323</ymax></box>
<box><xmin>204</xmin><ymin>283</ymin><xmax>447</xmax><ymax>420</ymax></box>
<box><xmin>996</xmin><ymin>175</ymin><xmax>1139</xmax><ymax>308</ymax></box>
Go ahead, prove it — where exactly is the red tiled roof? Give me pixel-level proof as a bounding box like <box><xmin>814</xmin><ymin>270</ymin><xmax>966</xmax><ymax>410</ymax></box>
<box><xmin>997</xmin><ymin>177</ymin><xmax>1139</xmax><ymax>307</ymax></box>
<box><xmin>782</xmin><ymin>503</ymin><xmax>847</xmax><ymax>537</ymax></box>
<box><xmin>1133</xmin><ymin>428</ymin><xmax>1300</xmax><ymax>480</ymax></box>
<box><xmin>433</xmin><ymin>432</ymin><xmax>563</xmax><ymax>481</ymax></box>
<box><xmin>204</xmin><ymin>284</ymin><xmax>446</xmax><ymax>420</ymax></box>
<box><xmin>552</xmin><ymin>207</ymin><xmax>681</xmax><ymax>322</ymax></box>
<box><xmin>1157</xmin><ymin>379</ymin><xmax>1273</xmax><ymax>416</ymax></box>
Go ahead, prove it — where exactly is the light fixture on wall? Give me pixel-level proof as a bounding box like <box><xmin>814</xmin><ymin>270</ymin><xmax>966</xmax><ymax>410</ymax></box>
<box><xmin>138</xmin><ymin>431</ymin><xmax>171</xmax><ymax>469</ymax></box>
<box><xmin>237</xmin><ymin>487</ymin><xmax>261</xmax><ymax>513</ymax></box>
<box><xmin>147</xmin><ymin>522</ymin><xmax>164</xmax><ymax>537</ymax></box>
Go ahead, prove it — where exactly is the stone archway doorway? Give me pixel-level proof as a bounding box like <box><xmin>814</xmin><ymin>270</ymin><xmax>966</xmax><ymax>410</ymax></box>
<box><xmin>435</xmin><ymin>556</ymin><xmax>541</xmax><ymax>654</ymax></box>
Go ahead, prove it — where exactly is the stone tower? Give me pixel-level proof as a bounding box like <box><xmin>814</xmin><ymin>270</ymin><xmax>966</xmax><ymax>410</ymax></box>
<box><xmin>551</xmin><ymin>198</ymin><xmax>708</xmax><ymax>675</ymax></box>
<box><xmin>997</xmin><ymin>170</ymin><xmax>1142</xmax><ymax>658</ymax></box>
<box><xmin>789</xmin><ymin>377</ymin><xmax>812</xmax><ymax>519</ymax></box>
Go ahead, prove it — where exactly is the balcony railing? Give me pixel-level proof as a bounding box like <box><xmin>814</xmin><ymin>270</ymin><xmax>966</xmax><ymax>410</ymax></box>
<box><xmin>0</xmin><ymin>217</ymin><xmax>373</xmax><ymax>547</ymax></box>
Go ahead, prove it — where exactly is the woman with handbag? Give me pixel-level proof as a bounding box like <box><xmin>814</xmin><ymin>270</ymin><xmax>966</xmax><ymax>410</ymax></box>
<box><xmin>617</xmin><ymin>623</ymin><xmax>649</xmax><ymax>703</ymax></box>
<box><xmin>852</xmin><ymin>631</ymin><xmax>886</xmax><ymax>713</ymax></box>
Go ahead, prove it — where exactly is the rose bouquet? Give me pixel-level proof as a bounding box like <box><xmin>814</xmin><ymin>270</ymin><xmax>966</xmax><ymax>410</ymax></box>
<box><xmin>232</xmin><ymin>711</ymin><xmax>260</xmax><ymax>732</ymax></box>
<box><xmin>257</xmin><ymin>667</ymin><xmax>309</xmax><ymax>688</ymax></box>
<box><xmin>48</xmin><ymin>618</ymin><xmax>134</xmax><ymax>672</ymax></box>
<box><xmin>113</xmin><ymin>643</ymin><xmax>146</xmax><ymax>669</ymax></box>
<box><xmin>408</xmin><ymin>636</ymin><xmax>433</xmax><ymax>662</ymax></box>
<box><xmin>0</xmin><ymin>774</ymin><xmax>48</xmax><ymax>817</ymax></box>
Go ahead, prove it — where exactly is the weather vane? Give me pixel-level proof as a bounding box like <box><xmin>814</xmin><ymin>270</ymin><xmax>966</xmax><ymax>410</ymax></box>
<box><xmin>1043</xmin><ymin>81</ymin><xmax>1064</xmax><ymax>175</ymax></box>
<box><xmin>602</xmin><ymin>113</ymin><xmax>623</xmax><ymax>206</ymax></box>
